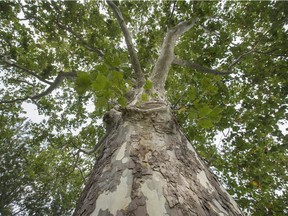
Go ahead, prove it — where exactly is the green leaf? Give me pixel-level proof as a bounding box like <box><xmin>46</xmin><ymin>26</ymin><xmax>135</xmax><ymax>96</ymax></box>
<box><xmin>198</xmin><ymin>104</ymin><xmax>212</xmax><ymax>117</ymax></box>
<box><xmin>209</xmin><ymin>107</ymin><xmax>223</xmax><ymax>123</ymax></box>
<box><xmin>198</xmin><ymin>118</ymin><xmax>213</xmax><ymax>129</ymax></box>
<box><xmin>92</xmin><ymin>74</ymin><xmax>108</xmax><ymax>91</ymax></box>
<box><xmin>141</xmin><ymin>93</ymin><xmax>149</xmax><ymax>102</ymax></box>
<box><xmin>75</xmin><ymin>72</ymin><xmax>92</xmax><ymax>94</ymax></box>
<box><xmin>188</xmin><ymin>86</ymin><xmax>197</xmax><ymax>100</ymax></box>
<box><xmin>188</xmin><ymin>108</ymin><xmax>198</xmax><ymax>119</ymax></box>
<box><xmin>117</xmin><ymin>97</ymin><xmax>127</xmax><ymax>107</ymax></box>
<box><xmin>144</xmin><ymin>79</ymin><xmax>153</xmax><ymax>90</ymax></box>
<box><xmin>109</xmin><ymin>71</ymin><xmax>123</xmax><ymax>82</ymax></box>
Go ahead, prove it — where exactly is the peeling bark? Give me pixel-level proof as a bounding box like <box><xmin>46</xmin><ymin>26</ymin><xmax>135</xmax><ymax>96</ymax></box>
<box><xmin>150</xmin><ymin>19</ymin><xmax>198</xmax><ymax>96</ymax></box>
<box><xmin>73</xmin><ymin>101</ymin><xmax>243</xmax><ymax>216</ymax></box>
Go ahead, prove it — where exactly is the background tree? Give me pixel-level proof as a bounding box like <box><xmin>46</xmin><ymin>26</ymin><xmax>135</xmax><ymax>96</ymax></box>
<box><xmin>0</xmin><ymin>1</ymin><xmax>287</xmax><ymax>215</ymax></box>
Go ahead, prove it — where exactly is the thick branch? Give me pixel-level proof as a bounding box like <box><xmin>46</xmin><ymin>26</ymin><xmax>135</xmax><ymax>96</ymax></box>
<box><xmin>150</xmin><ymin>18</ymin><xmax>198</xmax><ymax>93</ymax></box>
<box><xmin>0</xmin><ymin>71</ymin><xmax>77</xmax><ymax>104</ymax></box>
<box><xmin>173</xmin><ymin>58</ymin><xmax>231</xmax><ymax>75</ymax></box>
<box><xmin>107</xmin><ymin>0</ymin><xmax>145</xmax><ymax>88</ymax></box>
<box><xmin>174</xmin><ymin>47</ymin><xmax>277</xmax><ymax>76</ymax></box>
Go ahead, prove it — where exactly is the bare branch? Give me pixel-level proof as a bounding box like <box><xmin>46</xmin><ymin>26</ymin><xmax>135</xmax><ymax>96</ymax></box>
<box><xmin>151</xmin><ymin>18</ymin><xmax>198</xmax><ymax>93</ymax></box>
<box><xmin>1</xmin><ymin>56</ymin><xmax>53</xmax><ymax>85</ymax></box>
<box><xmin>173</xmin><ymin>58</ymin><xmax>231</xmax><ymax>75</ymax></box>
<box><xmin>174</xmin><ymin>45</ymin><xmax>284</xmax><ymax>76</ymax></box>
<box><xmin>254</xmin><ymin>49</ymin><xmax>288</xmax><ymax>57</ymax></box>
<box><xmin>0</xmin><ymin>71</ymin><xmax>77</xmax><ymax>104</ymax></box>
<box><xmin>107</xmin><ymin>0</ymin><xmax>145</xmax><ymax>88</ymax></box>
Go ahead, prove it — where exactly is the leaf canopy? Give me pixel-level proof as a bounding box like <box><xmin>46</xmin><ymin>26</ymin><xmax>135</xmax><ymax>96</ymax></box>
<box><xmin>0</xmin><ymin>1</ymin><xmax>287</xmax><ymax>215</ymax></box>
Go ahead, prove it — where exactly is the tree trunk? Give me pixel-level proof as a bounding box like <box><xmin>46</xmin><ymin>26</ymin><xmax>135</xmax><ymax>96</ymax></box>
<box><xmin>73</xmin><ymin>100</ymin><xmax>243</xmax><ymax>216</ymax></box>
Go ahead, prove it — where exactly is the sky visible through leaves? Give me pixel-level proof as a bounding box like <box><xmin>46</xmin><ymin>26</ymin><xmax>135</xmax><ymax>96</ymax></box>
<box><xmin>0</xmin><ymin>1</ymin><xmax>287</xmax><ymax>215</ymax></box>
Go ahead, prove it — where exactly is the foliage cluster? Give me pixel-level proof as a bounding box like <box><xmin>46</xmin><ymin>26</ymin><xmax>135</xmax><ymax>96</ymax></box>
<box><xmin>0</xmin><ymin>1</ymin><xmax>287</xmax><ymax>215</ymax></box>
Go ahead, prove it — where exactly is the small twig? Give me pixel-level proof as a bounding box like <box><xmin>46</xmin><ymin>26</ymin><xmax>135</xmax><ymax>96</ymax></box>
<box><xmin>78</xmin><ymin>131</ymin><xmax>109</xmax><ymax>155</ymax></box>
<box><xmin>65</xmin><ymin>151</ymin><xmax>81</xmax><ymax>177</ymax></box>
<box><xmin>20</xmin><ymin>3</ymin><xmax>104</xmax><ymax>57</ymax></box>
<box><xmin>222</xmin><ymin>128</ymin><xmax>230</xmax><ymax>137</ymax></box>
<box><xmin>254</xmin><ymin>49</ymin><xmax>287</xmax><ymax>57</ymax></box>
<box><xmin>171</xmin><ymin>88</ymin><xmax>190</xmax><ymax>110</ymax></box>
<box><xmin>0</xmin><ymin>96</ymin><xmax>30</xmax><ymax>104</ymax></box>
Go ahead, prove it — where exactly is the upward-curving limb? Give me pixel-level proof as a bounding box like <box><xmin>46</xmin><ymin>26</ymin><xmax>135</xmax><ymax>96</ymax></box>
<box><xmin>106</xmin><ymin>0</ymin><xmax>145</xmax><ymax>88</ymax></box>
<box><xmin>150</xmin><ymin>18</ymin><xmax>198</xmax><ymax>95</ymax></box>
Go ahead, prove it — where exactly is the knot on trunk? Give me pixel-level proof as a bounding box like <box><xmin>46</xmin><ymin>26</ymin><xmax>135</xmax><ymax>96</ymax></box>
<box><xmin>103</xmin><ymin>109</ymin><xmax>122</xmax><ymax>132</ymax></box>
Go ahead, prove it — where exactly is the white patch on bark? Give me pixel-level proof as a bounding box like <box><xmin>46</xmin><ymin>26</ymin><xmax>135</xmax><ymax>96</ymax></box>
<box><xmin>115</xmin><ymin>142</ymin><xmax>127</xmax><ymax>161</ymax></box>
<box><xmin>186</xmin><ymin>141</ymin><xmax>195</xmax><ymax>152</ymax></box>
<box><xmin>210</xmin><ymin>199</ymin><xmax>229</xmax><ymax>215</ymax></box>
<box><xmin>141</xmin><ymin>172</ymin><xmax>168</xmax><ymax>216</ymax></box>
<box><xmin>218</xmin><ymin>184</ymin><xmax>242</xmax><ymax>213</ymax></box>
<box><xmin>166</xmin><ymin>150</ymin><xmax>176</xmax><ymax>160</ymax></box>
<box><xmin>197</xmin><ymin>170</ymin><xmax>215</xmax><ymax>193</ymax></box>
<box><xmin>122</xmin><ymin>157</ymin><xmax>129</xmax><ymax>163</ymax></box>
<box><xmin>102</xmin><ymin>164</ymin><xmax>110</xmax><ymax>173</ymax></box>
<box><xmin>91</xmin><ymin>169</ymin><xmax>132</xmax><ymax>216</ymax></box>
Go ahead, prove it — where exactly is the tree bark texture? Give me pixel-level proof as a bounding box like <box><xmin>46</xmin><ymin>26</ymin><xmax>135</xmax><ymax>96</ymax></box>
<box><xmin>73</xmin><ymin>100</ymin><xmax>242</xmax><ymax>216</ymax></box>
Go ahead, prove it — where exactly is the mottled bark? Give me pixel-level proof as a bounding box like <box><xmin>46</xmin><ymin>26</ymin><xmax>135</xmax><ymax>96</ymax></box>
<box><xmin>150</xmin><ymin>19</ymin><xmax>198</xmax><ymax>97</ymax></box>
<box><xmin>73</xmin><ymin>100</ymin><xmax>242</xmax><ymax>216</ymax></box>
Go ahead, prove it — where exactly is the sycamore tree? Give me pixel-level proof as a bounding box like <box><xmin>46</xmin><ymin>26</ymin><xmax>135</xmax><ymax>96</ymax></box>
<box><xmin>0</xmin><ymin>0</ymin><xmax>287</xmax><ymax>215</ymax></box>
